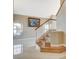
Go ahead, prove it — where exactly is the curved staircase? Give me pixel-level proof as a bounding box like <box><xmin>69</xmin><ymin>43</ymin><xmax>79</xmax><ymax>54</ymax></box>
<box><xmin>36</xmin><ymin>30</ymin><xmax>66</xmax><ymax>53</ymax></box>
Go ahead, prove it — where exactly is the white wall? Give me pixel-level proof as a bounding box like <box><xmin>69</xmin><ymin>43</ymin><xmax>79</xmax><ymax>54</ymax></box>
<box><xmin>13</xmin><ymin>15</ymin><xmax>36</xmax><ymax>39</ymax></box>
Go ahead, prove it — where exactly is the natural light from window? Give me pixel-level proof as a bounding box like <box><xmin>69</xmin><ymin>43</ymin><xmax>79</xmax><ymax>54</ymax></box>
<box><xmin>13</xmin><ymin>23</ymin><xmax>23</xmax><ymax>36</ymax></box>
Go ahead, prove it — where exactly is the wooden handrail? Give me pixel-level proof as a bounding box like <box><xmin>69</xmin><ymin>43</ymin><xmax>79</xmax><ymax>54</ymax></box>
<box><xmin>56</xmin><ymin>0</ymin><xmax>65</xmax><ymax>16</ymax></box>
<box><xmin>35</xmin><ymin>18</ymin><xmax>55</xmax><ymax>30</ymax></box>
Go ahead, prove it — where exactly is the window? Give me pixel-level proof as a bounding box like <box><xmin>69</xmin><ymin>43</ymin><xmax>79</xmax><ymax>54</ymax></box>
<box><xmin>14</xmin><ymin>44</ymin><xmax>23</xmax><ymax>55</ymax></box>
<box><xmin>44</xmin><ymin>24</ymin><xmax>49</xmax><ymax>32</ymax></box>
<box><xmin>13</xmin><ymin>23</ymin><xmax>23</xmax><ymax>36</ymax></box>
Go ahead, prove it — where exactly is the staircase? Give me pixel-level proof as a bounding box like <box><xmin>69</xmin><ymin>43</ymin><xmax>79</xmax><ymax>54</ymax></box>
<box><xmin>36</xmin><ymin>30</ymin><xmax>66</xmax><ymax>53</ymax></box>
<box><xmin>35</xmin><ymin>0</ymin><xmax>66</xmax><ymax>53</ymax></box>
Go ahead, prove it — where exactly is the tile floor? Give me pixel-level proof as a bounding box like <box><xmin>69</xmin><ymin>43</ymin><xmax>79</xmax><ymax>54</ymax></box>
<box><xmin>14</xmin><ymin>46</ymin><xmax>66</xmax><ymax>59</ymax></box>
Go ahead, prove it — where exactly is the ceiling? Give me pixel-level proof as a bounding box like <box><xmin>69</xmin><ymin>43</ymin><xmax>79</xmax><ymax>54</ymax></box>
<box><xmin>14</xmin><ymin>0</ymin><xmax>60</xmax><ymax>18</ymax></box>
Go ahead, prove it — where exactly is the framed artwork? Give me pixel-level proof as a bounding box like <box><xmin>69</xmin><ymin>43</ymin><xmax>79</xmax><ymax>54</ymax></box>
<box><xmin>28</xmin><ymin>17</ymin><xmax>40</xmax><ymax>27</ymax></box>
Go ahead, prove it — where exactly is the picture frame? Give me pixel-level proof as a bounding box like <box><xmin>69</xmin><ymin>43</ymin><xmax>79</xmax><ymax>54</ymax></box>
<box><xmin>28</xmin><ymin>17</ymin><xmax>40</xmax><ymax>27</ymax></box>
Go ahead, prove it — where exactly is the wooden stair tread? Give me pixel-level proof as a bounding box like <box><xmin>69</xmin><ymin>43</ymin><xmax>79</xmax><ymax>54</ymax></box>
<box><xmin>40</xmin><ymin>46</ymin><xmax>66</xmax><ymax>53</ymax></box>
